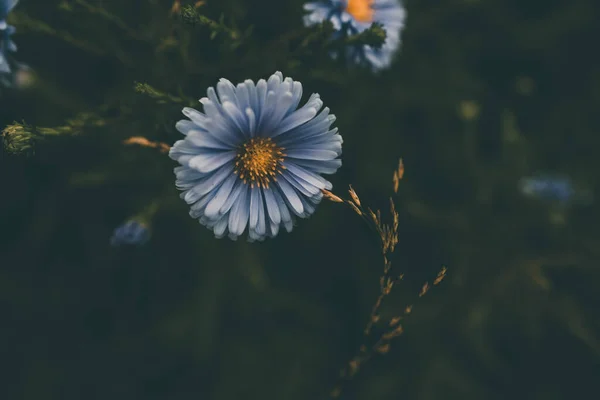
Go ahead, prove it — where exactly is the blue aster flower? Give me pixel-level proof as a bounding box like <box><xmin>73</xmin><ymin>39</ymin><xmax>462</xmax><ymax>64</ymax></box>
<box><xmin>519</xmin><ymin>175</ymin><xmax>575</xmax><ymax>204</ymax></box>
<box><xmin>0</xmin><ymin>0</ymin><xmax>18</xmax><ymax>22</ymax></box>
<box><xmin>169</xmin><ymin>71</ymin><xmax>342</xmax><ymax>242</ymax></box>
<box><xmin>303</xmin><ymin>0</ymin><xmax>406</xmax><ymax>71</ymax></box>
<box><xmin>0</xmin><ymin>0</ymin><xmax>21</xmax><ymax>86</ymax></box>
<box><xmin>110</xmin><ymin>220</ymin><xmax>151</xmax><ymax>246</ymax></box>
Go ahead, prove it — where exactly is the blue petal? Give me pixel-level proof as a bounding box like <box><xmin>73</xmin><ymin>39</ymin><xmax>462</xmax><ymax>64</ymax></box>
<box><xmin>271</xmin><ymin>94</ymin><xmax>323</xmax><ymax>137</ymax></box>
<box><xmin>189</xmin><ymin>189</ymin><xmax>218</xmax><ymax>218</ymax></box>
<box><xmin>175</xmin><ymin>119</ymin><xmax>197</xmax><ymax>135</ymax></box>
<box><xmin>200</xmin><ymin>98</ymin><xmax>244</xmax><ymax>145</ymax></box>
<box><xmin>256</xmin><ymin>189</ymin><xmax>267</xmax><ymax>236</ymax></box>
<box><xmin>213</xmin><ymin>215</ymin><xmax>229</xmax><ymax>238</ymax></box>
<box><xmin>235</xmin><ymin>82</ymin><xmax>251</xmax><ymax>111</ymax></box>
<box><xmin>0</xmin><ymin>0</ymin><xmax>19</xmax><ymax>17</ymax></box>
<box><xmin>245</xmin><ymin>79</ymin><xmax>260</xmax><ymax>118</ymax></box>
<box><xmin>299</xmin><ymin>193</ymin><xmax>319</xmax><ymax>217</ymax></box>
<box><xmin>269</xmin><ymin>220</ymin><xmax>280</xmax><ymax>238</ymax></box>
<box><xmin>182</xmin><ymin>107</ymin><xmax>208</xmax><ymax>127</ymax></box>
<box><xmin>222</xmin><ymin>101</ymin><xmax>249</xmax><ymax>134</ymax></box>
<box><xmin>185</xmin><ymin>130</ymin><xmax>232</xmax><ymax>150</ymax></box>
<box><xmin>284</xmin><ymin>80</ymin><xmax>304</xmax><ymax>117</ymax></box>
<box><xmin>188</xmin><ymin>151</ymin><xmax>236</xmax><ymax>173</ymax></box>
<box><xmin>272</xmin><ymin>187</ymin><xmax>293</xmax><ymax>230</ymax></box>
<box><xmin>262</xmin><ymin>87</ymin><xmax>295</xmax><ymax>134</ymax></box>
<box><xmin>216</xmin><ymin>78</ymin><xmax>238</xmax><ymax>105</ymax></box>
<box><xmin>186</xmin><ymin>163</ymin><xmax>235</xmax><ymax>199</ymax></box>
<box><xmin>277</xmin><ymin>107</ymin><xmax>335</xmax><ymax>145</ymax></box>
<box><xmin>169</xmin><ymin>139</ymin><xmax>206</xmax><ymax>161</ymax></box>
<box><xmin>204</xmin><ymin>174</ymin><xmax>238</xmax><ymax>219</ymax></box>
<box><xmin>219</xmin><ymin>178</ymin><xmax>245</xmax><ymax>215</ymax></box>
<box><xmin>282</xmin><ymin>161</ymin><xmax>333</xmax><ymax>190</ymax></box>
<box><xmin>268</xmin><ymin>71</ymin><xmax>283</xmax><ymax>91</ymax></box>
<box><xmin>280</xmin><ymin>171</ymin><xmax>319</xmax><ymax>198</ymax></box>
<box><xmin>286</xmin><ymin>149</ymin><xmax>338</xmax><ymax>161</ymax></box>
<box><xmin>255</xmin><ymin>79</ymin><xmax>268</xmax><ymax>122</ymax></box>
<box><xmin>249</xmin><ymin>186</ymin><xmax>261</xmax><ymax>232</ymax></box>
<box><xmin>262</xmin><ymin>187</ymin><xmax>281</xmax><ymax>225</ymax></box>
<box><xmin>290</xmin><ymin>158</ymin><xmax>342</xmax><ymax>175</ymax></box>
<box><xmin>228</xmin><ymin>185</ymin><xmax>250</xmax><ymax>237</ymax></box>
<box><xmin>245</xmin><ymin>108</ymin><xmax>257</xmax><ymax>136</ymax></box>
<box><xmin>175</xmin><ymin>167</ymin><xmax>205</xmax><ymax>189</ymax></box>
<box><xmin>285</xmin><ymin>131</ymin><xmax>342</xmax><ymax>155</ymax></box>
<box><xmin>257</xmin><ymin>90</ymin><xmax>278</xmax><ymax>133</ymax></box>
<box><xmin>275</xmin><ymin>178</ymin><xmax>304</xmax><ymax>216</ymax></box>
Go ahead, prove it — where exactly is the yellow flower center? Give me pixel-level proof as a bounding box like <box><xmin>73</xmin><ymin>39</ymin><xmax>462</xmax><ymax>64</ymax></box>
<box><xmin>234</xmin><ymin>137</ymin><xmax>285</xmax><ymax>188</ymax></box>
<box><xmin>346</xmin><ymin>0</ymin><xmax>374</xmax><ymax>23</ymax></box>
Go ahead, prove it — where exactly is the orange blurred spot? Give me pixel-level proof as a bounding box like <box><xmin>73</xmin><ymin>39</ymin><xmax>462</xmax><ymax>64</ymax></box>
<box><xmin>346</xmin><ymin>0</ymin><xmax>374</xmax><ymax>23</ymax></box>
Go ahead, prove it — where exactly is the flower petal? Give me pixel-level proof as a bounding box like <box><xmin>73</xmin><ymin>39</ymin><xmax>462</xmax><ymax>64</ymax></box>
<box><xmin>228</xmin><ymin>185</ymin><xmax>250</xmax><ymax>237</ymax></box>
<box><xmin>283</xmin><ymin>161</ymin><xmax>333</xmax><ymax>190</ymax></box>
<box><xmin>286</xmin><ymin>149</ymin><xmax>338</xmax><ymax>161</ymax></box>
<box><xmin>189</xmin><ymin>151</ymin><xmax>236</xmax><ymax>173</ymax></box>
<box><xmin>271</xmin><ymin>94</ymin><xmax>323</xmax><ymax>137</ymax></box>
<box><xmin>290</xmin><ymin>158</ymin><xmax>342</xmax><ymax>175</ymax></box>
<box><xmin>219</xmin><ymin>178</ymin><xmax>245</xmax><ymax>215</ymax></box>
<box><xmin>187</xmin><ymin>163</ymin><xmax>235</xmax><ymax>199</ymax></box>
<box><xmin>262</xmin><ymin>187</ymin><xmax>281</xmax><ymax>225</ymax></box>
<box><xmin>275</xmin><ymin>177</ymin><xmax>304</xmax><ymax>216</ymax></box>
<box><xmin>204</xmin><ymin>174</ymin><xmax>238</xmax><ymax>219</ymax></box>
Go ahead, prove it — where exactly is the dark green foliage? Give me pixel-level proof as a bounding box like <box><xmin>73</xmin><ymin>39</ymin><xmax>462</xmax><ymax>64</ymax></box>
<box><xmin>1</xmin><ymin>1</ymin><xmax>600</xmax><ymax>400</ymax></box>
<box><xmin>345</xmin><ymin>22</ymin><xmax>386</xmax><ymax>49</ymax></box>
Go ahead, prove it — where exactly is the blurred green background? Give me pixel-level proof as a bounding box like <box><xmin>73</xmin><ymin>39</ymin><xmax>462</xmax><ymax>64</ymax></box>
<box><xmin>1</xmin><ymin>0</ymin><xmax>600</xmax><ymax>399</ymax></box>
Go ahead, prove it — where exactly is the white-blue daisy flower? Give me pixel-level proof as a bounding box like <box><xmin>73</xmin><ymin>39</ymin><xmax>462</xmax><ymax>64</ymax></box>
<box><xmin>303</xmin><ymin>0</ymin><xmax>406</xmax><ymax>71</ymax></box>
<box><xmin>1</xmin><ymin>0</ymin><xmax>21</xmax><ymax>85</ymax></box>
<box><xmin>520</xmin><ymin>176</ymin><xmax>574</xmax><ymax>203</ymax></box>
<box><xmin>0</xmin><ymin>0</ymin><xmax>18</xmax><ymax>23</ymax></box>
<box><xmin>169</xmin><ymin>71</ymin><xmax>343</xmax><ymax>241</ymax></box>
<box><xmin>110</xmin><ymin>220</ymin><xmax>151</xmax><ymax>246</ymax></box>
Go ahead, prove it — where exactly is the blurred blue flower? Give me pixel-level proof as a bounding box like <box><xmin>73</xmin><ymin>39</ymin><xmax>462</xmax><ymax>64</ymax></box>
<box><xmin>519</xmin><ymin>175</ymin><xmax>575</xmax><ymax>204</ymax></box>
<box><xmin>303</xmin><ymin>0</ymin><xmax>406</xmax><ymax>71</ymax></box>
<box><xmin>0</xmin><ymin>0</ymin><xmax>18</xmax><ymax>21</ymax></box>
<box><xmin>169</xmin><ymin>71</ymin><xmax>342</xmax><ymax>242</ymax></box>
<box><xmin>110</xmin><ymin>220</ymin><xmax>151</xmax><ymax>246</ymax></box>
<box><xmin>0</xmin><ymin>22</ymin><xmax>17</xmax><ymax>74</ymax></box>
<box><xmin>0</xmin><ymin>0</ymin><xmax>21</xmax><ymax>87</ymax></box>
